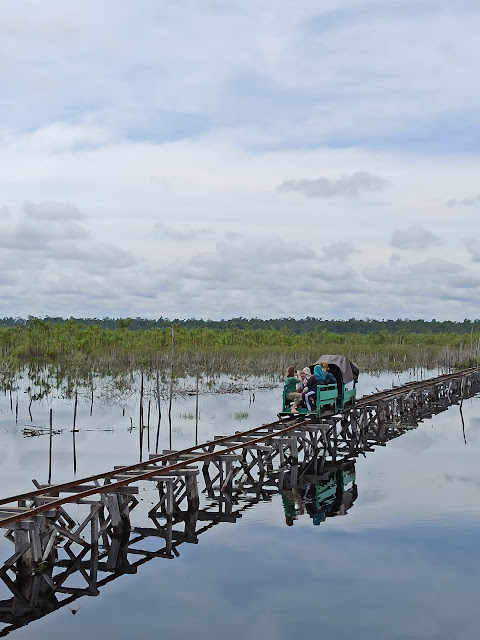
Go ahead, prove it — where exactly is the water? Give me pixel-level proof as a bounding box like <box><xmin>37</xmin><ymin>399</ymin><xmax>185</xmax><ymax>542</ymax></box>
<box><xmin>0</xmin><ymin>369</ymin><xmax>479</xmax><ymax>639</ymax></box>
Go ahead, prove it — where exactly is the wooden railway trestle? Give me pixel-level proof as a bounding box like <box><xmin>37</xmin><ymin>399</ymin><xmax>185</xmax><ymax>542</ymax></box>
<box><xmin>0</xmin><ymin>366</ymin><xmax>479</xmax><ymax>636</ymax></box>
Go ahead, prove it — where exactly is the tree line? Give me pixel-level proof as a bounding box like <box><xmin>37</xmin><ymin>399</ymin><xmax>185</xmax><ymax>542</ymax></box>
<box><xmin>1</xmin><ymin>316</ymin><xmax>480</xmax><ymax>334</ymax></box>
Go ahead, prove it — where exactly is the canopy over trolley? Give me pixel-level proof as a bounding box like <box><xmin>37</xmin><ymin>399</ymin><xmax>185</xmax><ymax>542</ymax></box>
<box><xmin>314</xmin><ymin>355</ymin><xmax>359</xmax><ymax>385</ymax></box>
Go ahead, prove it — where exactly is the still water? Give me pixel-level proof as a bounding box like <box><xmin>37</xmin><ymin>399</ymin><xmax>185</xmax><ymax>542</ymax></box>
<box><xmin>0</xmin><ymin>369</ymin><xmax>479</xmax><ymax>639</ymax></box>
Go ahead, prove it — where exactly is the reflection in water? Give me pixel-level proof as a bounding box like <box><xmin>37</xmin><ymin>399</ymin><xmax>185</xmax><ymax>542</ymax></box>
<box><xmin>0</xmin><ymin>366</ymin><xmax>281</xmax><ymax>433</ymax></box>
<box><xmin>281</xmin><ymin>463</ymin><xmax>357</xmax><ymax>527</ymax></box>
<box><xmin>1</xmin><ymin>366</ymin><xmax>479</xmax><ymax>639</ymax></box>
<box><xmin>460</xmin><ymin>401</ymin><xmax>467</xmax><ymax>445</ymax></box>
<box><xmin>0</xmin><ymin>450</ymin><xmax>358</xmax><ymax>638</ymax></box>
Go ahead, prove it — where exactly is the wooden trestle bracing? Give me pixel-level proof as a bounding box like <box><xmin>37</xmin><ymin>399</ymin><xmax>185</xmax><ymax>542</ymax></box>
<box><xmin>0</xmin><ymin>366</ymin><xmax>479</xmax><ymax>636</ymax></box>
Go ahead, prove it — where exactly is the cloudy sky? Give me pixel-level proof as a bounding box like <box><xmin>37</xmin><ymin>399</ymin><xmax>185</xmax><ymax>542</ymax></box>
<box><xmin>2</xmin><ymin>0</ymin><xmax>480</xmax><ymax>321</ymax></box>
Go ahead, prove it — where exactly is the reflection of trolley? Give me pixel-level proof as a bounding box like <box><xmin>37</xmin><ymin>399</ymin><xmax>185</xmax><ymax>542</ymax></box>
<box><xmin>280</xmin><ymin>354</ymin><xmax>359</xmax><ymax>418</ymax></box>
<box><xmin>299</xmin><ymin>462</ymin><xmax>358</xmax><ymax>525</ymax></box>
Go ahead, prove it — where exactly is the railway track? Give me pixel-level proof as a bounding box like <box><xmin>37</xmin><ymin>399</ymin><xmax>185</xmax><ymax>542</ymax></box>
<box><xmin>0</xmin><ymin>417</ymin><xmax>308</xmax><ymax>529</ymax></box>
<box><xmin>355</xmin><ymin>366</ymin><xmax>480</xmax><ymax>407</ymax></box>
<box><xmin>1</xmin><ymin>366</ymin><xmax>479</xmax><ymax>530</ymax></box>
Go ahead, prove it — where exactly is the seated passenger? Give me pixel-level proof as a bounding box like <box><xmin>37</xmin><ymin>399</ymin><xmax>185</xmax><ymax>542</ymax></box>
<box><xmin>298</xmin><ymin>366</ymin><xmax>312</xmax><ymax>388</ymax></box>
<box><xmin>302</xmin><ymin>364</ymin><xmax>336</xmax><ymax>411</ymax></box>
<box><xmin>318</xmin><ymin>361</ymin><xmax>337</xmax><ymax>386</ymax></box>
<box><xmin>284</xmin><ymin>365</ymin><xmax>303</xmax><ymax>414</ymax></box>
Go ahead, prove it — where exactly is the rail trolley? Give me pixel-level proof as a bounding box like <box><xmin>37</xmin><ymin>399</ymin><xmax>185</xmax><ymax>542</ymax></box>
<box><xmin>279</xmin><ymin>354</ymin><xmax>359</xmax><ymax>418</ymax></box>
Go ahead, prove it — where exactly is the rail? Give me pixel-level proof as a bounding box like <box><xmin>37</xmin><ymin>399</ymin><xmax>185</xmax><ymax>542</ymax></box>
<box><xmin>1</xmin><ymin>366</ymin><xmax>480</xmax><ymax>530</ymax></box>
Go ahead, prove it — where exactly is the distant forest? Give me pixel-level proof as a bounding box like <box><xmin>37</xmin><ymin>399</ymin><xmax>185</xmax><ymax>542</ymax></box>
<box><xmin>1</xmin><ymin>316</ymin><xmax>480</xmax><ymax>334</ymax></box>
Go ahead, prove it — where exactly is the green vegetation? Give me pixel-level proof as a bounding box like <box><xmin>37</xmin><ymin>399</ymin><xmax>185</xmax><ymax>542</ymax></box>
<box><xmin>2</xmin><ymin>315</ymin><xmax>480</xmax><ymax>334</ymax></box>
<box><xmin>0</xmin><ymin>317</ymin><xmax>479</xmax><ymax>374</ymax></box>
<box><xmin>233</xmin><ymin>411</ymin><xmax>250</xmax><ymax>421</ymax></box>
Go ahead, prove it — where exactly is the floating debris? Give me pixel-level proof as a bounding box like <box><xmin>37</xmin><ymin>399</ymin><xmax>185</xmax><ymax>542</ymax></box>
<box><xmin>23</xmin><ymin>426</ymin><xmax>63</xmax><ymax>437</ymax></box>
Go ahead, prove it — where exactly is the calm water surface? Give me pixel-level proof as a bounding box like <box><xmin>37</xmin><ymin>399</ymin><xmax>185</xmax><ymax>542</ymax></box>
<box><xmin>0</xmin><ymin>369</ymin><xmax>479</xmax><ymax>639</ymax></box>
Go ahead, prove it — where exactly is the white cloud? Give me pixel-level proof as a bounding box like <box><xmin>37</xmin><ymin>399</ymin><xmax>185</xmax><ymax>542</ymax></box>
<box><xmin>362</xmin><ymin>258</ymin><xmax>480</xmax><ymax>314</ymax></box>
<box><xmin>154</xmin><ymin>223</ymin><xmax>212</xmax><ymax>242</ymax></box>
<box><xmin>0</xmin><ymin>1</ymin><xmax>479</xmax><ymax>148</ymax></box>
<box><xmin>277</xmin><ymin>172</ymin><xmax>389</xmax><ymax>198</ymax></box>
<box><xmin>448</xmin><ymin>195</ymin><xmax>480</xmax><ymax>208</ymax></box>
<box><xmin>390</xmin><ymin>225</ymin><xmax>440</xmax><ymax>250</ymax></box>
<box><xmin>1</xmin><ymin>202</ymin><xmax>137</xmax><ymax>301</ymax></box>
<box><xmin>0</xmin><ymin>209</ymin><xmax>89</xmax><ymax>251</ymax></box>
<box><xmin>465</xmin><ymin>239</ymin><xmax>480</xmax><ymax>263</ymax></box>
<box><xmin>1</xmin><ymin>136</ymin><xmax>480</xmax><ymax>320</ymax></box>
<box><xmin>389</xmin><ymin>252</ymin><xmax>401</xmax><ymax>267</ymax></box>
<box><xmin>22</xmin><ymin>200</ymin><xmax>85</xmax><ymax>221</ymax></box>
<box><xmin>321</xmin><ymin>242</ymin><xmax>360</xmax><ymax>260</ymax></box>
<box><xmin>0</xmin><ymin>205</ymin><xmax>11</xmax><ymax>221</ymax></box>
<box><xmin>1</xmin><ymin>2</ymin><xmax>480</xmax><ymax>319</ymax></box>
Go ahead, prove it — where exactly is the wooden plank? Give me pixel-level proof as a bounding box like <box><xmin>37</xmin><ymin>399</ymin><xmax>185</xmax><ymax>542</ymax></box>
<box><xmin>156</xmin><ymin>451</ymin><xmax>199</xmax><ymax>459</ymax></box>
<box><xmin>42</xmin><ymin>530</ymin><xmax>58</xmax><ymax>561</ymax></box>
<box><xmin>30</xmin><ymin>524</ymin><xmax>42</xmax><ymax>563</ymax></box>
<box><xmin>35</xmin><ymin>483</ymin><xmax>138</xmax><ymax>494</ymax></box>
<box><xmin>112</xmin><ymin>467</ymin><xmax>198</xmax><ymax>476</ymax></box>
<box><xmin>112</xmin><ymin>474</ymin><xmax>176</xmax><ymax>482</ymax></box>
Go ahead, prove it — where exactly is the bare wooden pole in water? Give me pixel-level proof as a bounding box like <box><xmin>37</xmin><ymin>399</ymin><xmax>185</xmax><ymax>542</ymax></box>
<box><xmin>73</xmin><ymin>390</ymin><xmax>78</xmax><ymax>474</ymax></box>
<box><xmin>90</xmin><ymin>373</ymin><xmax>94</xmax><ymax>416</ymax></box>
<box><xmin>73</xmin><ymin>390</ymin><xmax>78</xmax><ymax>429</ymax></box>
<box><xmin>155</xmin><ymin>369</ymin><xmax>162</xmax><ymax>453</ymax></box>
<box><xmin>139</xmin><ymin>370</ymin><xmax>144</xmax><ymax>461</ymax></box>
<box><xmin>147</xmin><ymin>399</ymin><xmax>151</xmax><ymax>450</ymax></box>
<box><xmin>48</xmin><ymin>409</ymin><xmax>53</xmax><ymax>484</ymax></box>
<box><xmin>168</xmin><ymin>327</ymin><xmax>174</xmax><ymax>449</ymax></box>
<box><xmin>139</xmin><ymin>370</ymin><xmax>144</xmax><ymax>429</ymax></box>
<box><xmin>195</xmin><ymin>367</ymin><xmax>199</xmax><ymax>446</ymax></box>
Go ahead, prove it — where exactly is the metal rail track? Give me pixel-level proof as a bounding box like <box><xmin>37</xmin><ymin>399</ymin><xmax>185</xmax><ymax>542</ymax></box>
<box><xmin>0</xmin><ymin>417</ymin><xmax>308</xmax><ymax>528</ymax></box>
<box><xmin>1</xmin><ymin>366</ymin><xmax>479</xmax><ymax>529</ymax></box>
<box><xmin>355</xmin><ymin>366</ymin><xmax>480</xmax><ymax>407</ymax></box>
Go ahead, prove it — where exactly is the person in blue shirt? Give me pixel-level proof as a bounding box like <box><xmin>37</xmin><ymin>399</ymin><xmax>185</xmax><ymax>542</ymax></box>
<box><xmin>303</xmin><ymin>363</ymin><xmax>337</xmax><ymax>410</ymax></box>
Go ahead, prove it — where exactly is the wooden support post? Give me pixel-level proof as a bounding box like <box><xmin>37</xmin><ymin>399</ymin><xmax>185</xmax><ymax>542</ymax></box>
<box><xmin>88</xmin><ymin>505</ymin><xmax>99</xmax><ymax>585</ymax></box>
<box><xmin>279</xmin><ymin>442</ymin><xmax>285</xmax><ymax>468</ymax></box>
<box><xmin>332</xmin><ymin>420</ymin><xmax>337</xmax><ymax>465</ymax></box>
<box><xmin>166</xmin><ymin>480</ymin><xmax>174</xmax><ymax>516</ymax></box>
<box><xmin>221</xmin><ymin>460</ymin><xmax>233</xmax><ymax>496</ymax></box>
<box><xmin>290</xmin><ymin>464</ymin><xmax>298</xmax><ymax>487</ymax></box>
<box><xmin>186</xmin><ymin>474</ymin><xmax>199</xmax><ymax>511</ymax></box>
<box><xmin>30</xmin><ymin>522</ymin><xmax>42</xmax><ymax>564</ymax></box>
<box><xmin>107</xmin><ymin>494</ymin><xmax>122</xmax><ymax>534</ymax></box>
<box><xmin>290</xmin><ymin>438</ymin><xmax>298</xmax><ymax>465</ymax></box>
<box><xmin>14</xmin><ymin>525</ymin><xmax>31</xmax><ymax>576</ymax></box>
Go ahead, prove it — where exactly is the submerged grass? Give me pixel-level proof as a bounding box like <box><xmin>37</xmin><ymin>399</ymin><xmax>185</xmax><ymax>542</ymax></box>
<box><xmin>233</xmin><ymin>411</ymin><xmax>250</xmax><ymax>421</ymax></box>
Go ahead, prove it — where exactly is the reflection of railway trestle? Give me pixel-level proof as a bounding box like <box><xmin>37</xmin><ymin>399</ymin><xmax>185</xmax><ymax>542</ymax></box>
<box><xmin>1</xmin><ymin>366</ymin><xmax>480</xmax><ymax>636</ymax></box>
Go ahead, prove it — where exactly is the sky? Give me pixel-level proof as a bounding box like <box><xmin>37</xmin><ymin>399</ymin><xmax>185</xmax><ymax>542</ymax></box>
<box><xmin>2</xmin><ymin>0</ymin><xmax>480</xmax><ymax>321</ymax></box>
